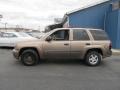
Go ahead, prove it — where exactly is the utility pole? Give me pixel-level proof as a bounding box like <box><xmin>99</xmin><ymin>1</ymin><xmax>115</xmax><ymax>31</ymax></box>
<box><xmin>16</xmin><ymin>25</ymin><xmax>19</xmax><ymax>32</ymax></box>
<box><xmin>0</xmin><ymin>15</ymin><xmax>3</xmax><ymax>32</ymax></box>
<box><xmin>38</xmin><ymin>26</ymin><xmax>41</xmax><ymax>31</ymax></box>
<box><xmin>5</xmin><ymin>23</ymin><xmax>7</xmax><ymax>32</ymax></box>
<box><xmin>0</xmin><ymin>15</ymin><xmax>3</xmax><ymax>20</ymax></box>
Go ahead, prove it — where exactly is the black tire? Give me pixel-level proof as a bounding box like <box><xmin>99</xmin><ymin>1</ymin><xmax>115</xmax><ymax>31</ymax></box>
<box><xmin>20</xmin><ymin>49</ymin><xmax>39</xmax><ymax>66</ymax></box>
<box><xmin>85</xmin><ymin>51</ymin><xmax>102</xmax><ymax>66</ymax></box>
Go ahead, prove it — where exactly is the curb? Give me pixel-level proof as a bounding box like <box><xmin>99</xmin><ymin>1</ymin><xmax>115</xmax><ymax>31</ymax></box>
<box><xmin>112</xmin><ymin>49</ymin><xmax>120</xmax><ymax>56</ymax></box>
<box><xmin>112</xmin><ymin>52</ymin><xmax>120</xmax><ymax>56</ymax></box>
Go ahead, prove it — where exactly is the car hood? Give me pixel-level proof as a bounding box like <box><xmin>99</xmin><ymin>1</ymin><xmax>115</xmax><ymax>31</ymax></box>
<box><xmin>16</xmin><ymin>39</ymin><xmax>43</xmax><ymax>48</ymax></box>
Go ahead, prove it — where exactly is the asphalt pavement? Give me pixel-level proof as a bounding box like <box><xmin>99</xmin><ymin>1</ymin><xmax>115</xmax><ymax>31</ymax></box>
<box><xmin>0</xmin><ymin>48</ymin><xmax>120</xmax><ymax>90</ymax></box>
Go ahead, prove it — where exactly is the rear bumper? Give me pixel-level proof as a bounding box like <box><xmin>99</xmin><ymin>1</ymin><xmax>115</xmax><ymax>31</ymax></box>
<box><xmin>108</xmin><ymin>50</ymin><xmax>112</xmax><ymax>56</ymax></box>
<box><xmin>13</xmin><ymin>49</ymin><xmax>19</xmax><ymax>59</ymax></box>
<box><xmin>103</xmin><ymin>50</ymin><xmax>112</xmax><ymax>58</ymax></box>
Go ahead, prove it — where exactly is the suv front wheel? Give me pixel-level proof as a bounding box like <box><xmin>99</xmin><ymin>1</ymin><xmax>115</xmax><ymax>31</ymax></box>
<box><xmin>85</xmin><ymin>51</ymin><xmax>102</xmax><ymax>66</ymax></box>
<box><xmin>20</xmin><ymin>49</ymin><xmax>39</xmax><ymax>66</ymax></box>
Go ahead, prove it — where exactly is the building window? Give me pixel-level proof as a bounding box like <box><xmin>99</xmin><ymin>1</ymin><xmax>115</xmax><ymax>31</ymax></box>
<box><xmin>112</xmin><ymin>1</ymin><xmax>120</xmax><ymax>11</ymax></box>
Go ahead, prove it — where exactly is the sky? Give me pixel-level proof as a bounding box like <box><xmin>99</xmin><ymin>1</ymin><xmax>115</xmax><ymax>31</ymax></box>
<box><xmin>0</xmin><ymin>0</ymin><xmax>105</xmax><ymax>30</ymax></box>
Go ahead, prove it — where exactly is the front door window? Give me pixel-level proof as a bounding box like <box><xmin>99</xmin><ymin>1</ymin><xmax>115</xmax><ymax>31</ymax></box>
<box><xmin>50</xmin><ymin>30</ymin><xmax>69</xmax><ymax>41</ymax></box>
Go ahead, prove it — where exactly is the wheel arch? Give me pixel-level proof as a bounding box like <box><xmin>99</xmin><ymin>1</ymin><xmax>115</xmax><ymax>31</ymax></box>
<box><xmin>84</xmin><ymin>48</ymin><xmax>103</xmax><ymax>59</ymax></box>
<box><xmin>19</xmin><ymin>47</ymin><xmax>40</xmax><ymax>58</ymax></box>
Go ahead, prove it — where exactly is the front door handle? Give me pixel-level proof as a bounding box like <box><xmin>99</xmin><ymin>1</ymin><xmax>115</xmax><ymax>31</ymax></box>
<box><xmin>64</xmin><ymin>43</ymin><xmax>69</xmax><ymax>46</ymax></box>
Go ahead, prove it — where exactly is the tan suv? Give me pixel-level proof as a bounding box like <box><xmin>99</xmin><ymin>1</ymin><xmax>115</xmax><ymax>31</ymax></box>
<box><xmin>13</xmin><ymin>28</ymin><xmax>112</xmax><ymax>66</ymax></box>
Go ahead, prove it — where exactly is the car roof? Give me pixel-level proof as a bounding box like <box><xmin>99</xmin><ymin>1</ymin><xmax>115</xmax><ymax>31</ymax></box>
<box><xmin>45</xmin><ymin>28</ymin><xmax>104</xmax><ymax>36</ymax></box>
<box><xmin>53</xmin><ymin>28</ymin><xmax>103</xmax><ymax>31</ymax></box>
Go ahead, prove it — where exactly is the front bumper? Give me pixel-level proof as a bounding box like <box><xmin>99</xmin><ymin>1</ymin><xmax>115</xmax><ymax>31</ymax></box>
<box><xmin>13</xmin><ymin>49</ymin><xmax>19</xmax><ymax>59</ymax></box>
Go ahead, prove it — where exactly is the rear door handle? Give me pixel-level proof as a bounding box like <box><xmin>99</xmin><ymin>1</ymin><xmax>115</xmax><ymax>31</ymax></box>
<box><xmin>64</xmin><ymin>43</ymin><xmax>69</xmax><ymax>46</ymax></box>
<box><xmin>86</xmin><ymin>43</ymin><xmax>91</xmax><ymax>45</ymax></box>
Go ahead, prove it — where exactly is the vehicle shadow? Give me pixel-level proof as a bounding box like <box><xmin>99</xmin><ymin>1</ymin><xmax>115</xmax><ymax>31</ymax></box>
<box><xmin>14</xmin><ymin>59</ymin><xmax>85</xmax><ymax>66</ymax></box>
<box><xmin>40</xmin><ymin>59</ymin><xmax>85</xmax><ymax>66</ymax></box>
<box><xmin>14</xmin><ymin>58</ymin><xmax>107</xmax><ymax>67</ymax></box>
<box><xmin>39</xmin><ymin>59</ymin><xmax>107</xmax><ymax>67</ymax></box>
<box><xmin>14</xmin><ymin>59</ymin><xmax>107</xmax><ymax>68</ymax></box>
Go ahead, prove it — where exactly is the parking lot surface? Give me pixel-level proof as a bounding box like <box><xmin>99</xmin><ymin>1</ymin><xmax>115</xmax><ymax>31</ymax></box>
<box><xmin>0</xmin><ymin>48</ymin><xmax>120</xmax><ymax>90</ymax></box>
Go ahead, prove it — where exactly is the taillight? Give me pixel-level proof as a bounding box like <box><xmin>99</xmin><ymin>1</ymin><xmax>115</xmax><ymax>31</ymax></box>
<box><xmin>109</xmin><ymin>42</ymin><xmax>112</xmax><ymax>50</ymax></box>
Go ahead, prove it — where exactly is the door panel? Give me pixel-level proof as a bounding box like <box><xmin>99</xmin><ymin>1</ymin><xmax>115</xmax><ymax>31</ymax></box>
<box><xmin>0</xmin><ymin>32</ymin><xmax>18</xmax><ymax>47</ymax></box>
<box><xmin>70</xmin><ymin>29</ymin><xmax>91</xmax><ymax>59</ymax></box>
<box><xmin>9</xmin><ymin>37</ymin><xmax>18</xmax><ymax>46</ymax></box>
<box><xmin>0</xmin><ymin>38</ymin><xmax>10</xmax><ymax>47</ymax></box>
<box><xmin>70</xmin><ymin>41</ymin><xmax>91</xmax><ymax>59</ymax></box>
<box><xmin>43</xmin><ymin>29</ymin><xmax>71</xmax><ymax>59</ymax></box>
<box><xmin>43</xmin><ymin>41</ymin><xmax>70</xmax><ymax>59</ymax></box>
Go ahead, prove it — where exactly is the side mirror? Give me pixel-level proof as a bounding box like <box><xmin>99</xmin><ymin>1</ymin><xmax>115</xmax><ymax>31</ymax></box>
<box><xmin>46</xmin><ymin>36</ymin><xmax>52</xmax><ymax>41</ymax></box>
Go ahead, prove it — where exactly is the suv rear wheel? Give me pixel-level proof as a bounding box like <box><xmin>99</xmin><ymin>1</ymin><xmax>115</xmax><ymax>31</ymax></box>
<box><xmin>20</xmin><ymin>49</ymin><xmax>39</xmax><ymax>66</ymax></box>
<box><xmin>85</xmin><ymin>51</ymin><xmax>102</xmax><ymax>66</ymax></box>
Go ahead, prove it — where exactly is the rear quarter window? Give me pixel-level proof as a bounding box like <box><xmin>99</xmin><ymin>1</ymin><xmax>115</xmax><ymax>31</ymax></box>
<box><xmin>90</xmin><ymin>30</ymin><xmax>109</xmax><ymax>40</ymax></box>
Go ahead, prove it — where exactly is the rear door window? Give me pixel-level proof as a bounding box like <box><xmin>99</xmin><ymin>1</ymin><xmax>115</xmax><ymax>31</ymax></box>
<box><xmin>90</xmin><ymin>30</ymin><xmax>109</xmax><ymax>40</ymax></box>
<box><xmin>73</xmin><ymin>29</ymin><xmax>90</xmax><ymax>41</ymax></box>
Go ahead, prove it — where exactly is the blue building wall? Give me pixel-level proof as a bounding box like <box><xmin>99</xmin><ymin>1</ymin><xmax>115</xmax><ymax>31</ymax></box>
<box><xmin>69</xmin><ymin>2</ymin><xmax>111</xmax><ymax>29</ymax></box>
<box><xmin>116</xmin><ymin>11</ymin><xmax>120</xmax><ymax>48</ymax></box>
<box><xmin>66</xmin><ymin>0</ymin><xmax>120</xmax><ymax>48</ymax></box>
<box><xmin>105</xmin><ymin>10</ymin><xmax>119</xmax><ymax>48</ymax></box>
